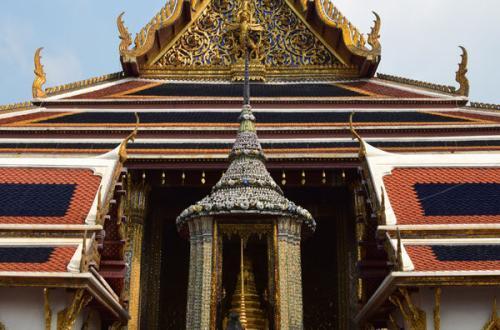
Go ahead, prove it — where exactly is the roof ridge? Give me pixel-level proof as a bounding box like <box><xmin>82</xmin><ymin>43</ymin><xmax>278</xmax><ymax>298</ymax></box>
<box><xmin>377</xmin><ymin>73</ymin><xmax>456</xmax><ymax>95</ymax></box>
<box><xmin>468</xmin><ymin>102</ymin><xmax>500</xmax><ymax>112</ymax></box>
<box><xmin>44</xmin><ymin>72</ymin><xmax>125</xmax><ymax>96</ymax></box>
<box><xmin>0</xmin><ymin>101</ymin><xmax>35</xmax><ymax>112</ymax></box>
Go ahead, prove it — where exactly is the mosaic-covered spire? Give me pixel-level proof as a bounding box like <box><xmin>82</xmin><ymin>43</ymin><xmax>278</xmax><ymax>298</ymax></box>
<box><xmin>176</xmin><ymin>56</ymin><xmax>315</xmax><ymax>233</ymax></box>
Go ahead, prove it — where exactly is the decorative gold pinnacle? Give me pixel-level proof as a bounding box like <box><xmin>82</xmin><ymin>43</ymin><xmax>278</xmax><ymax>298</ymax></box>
<box><xmin>367</xmin><ymin>12</ymin><xmax>381</xmax><ymax>51</ymax></box>
<box><xmin>119</xmin><ymin>112</ymin><xmax>140</xmax><ymax>163</ymax></box>
<box><xmin>117</xmin><ymin>12</ymin><xmax>132</xmax><ymax>55</ymax></box>
<box><xmin>32</xmin><ymin>47</ymin><xmax>47</xmax><ymax>98</ymax></box>
<box><xmin>456</xmin><ymin>46</ymin><xmax>469</xmax><ymax>96</ymax></box>
<box><xmin>349</xmin><ymin>112</ymin><xmax>366</xmax><ymax>158</ymax></box>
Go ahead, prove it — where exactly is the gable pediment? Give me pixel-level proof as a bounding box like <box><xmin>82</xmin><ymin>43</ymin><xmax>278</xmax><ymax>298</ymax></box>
<box><xmin>118</xmin><ymin>0</ymin><xmax>381</xmax><ymax>80</ymax></box>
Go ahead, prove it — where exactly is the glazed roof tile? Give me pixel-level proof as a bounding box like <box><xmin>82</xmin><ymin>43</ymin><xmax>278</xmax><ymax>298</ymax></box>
<box><xmin>405</xmin><ymin>245</ymin><xmax>500</xmax><ymax>271</ymax></box>
<box><xmin>0</xmin><ymin>246</ymin><xmax>76</xmax><ymax>272</ymax></box>
<box><xmin>383</xmin><ymin>168</ymin><xmax>500</xmax><ymax>225</ymax></box>
<box><xmin>58</xmin><ymin>79</ymin><xmax>437</xmax><ymax>100</ymax></box>
<box><xmin>2</xmin><ymin>139</ymin><xmax>500</xmax><ymax>156</ymax></box>
<box><xmin>0</xmin><ymin>168</ymin><xmax>101</xmax><ymax>225</ymax></box>
<box><xmin>10</xmin><ymin>111</ymin><xmax>482</xmax><ymax>127</ymax></box>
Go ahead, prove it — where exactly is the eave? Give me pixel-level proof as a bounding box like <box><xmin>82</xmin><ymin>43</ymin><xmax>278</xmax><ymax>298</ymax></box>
<box><xmin>355</xmin><ymin>271</ymin><xmax>500</xmax><ymax>325</ymax></box>
<box><xmin>0</xmin><ymin>271</ymin><xmax>129</xmax><ymax>321</ymax></box>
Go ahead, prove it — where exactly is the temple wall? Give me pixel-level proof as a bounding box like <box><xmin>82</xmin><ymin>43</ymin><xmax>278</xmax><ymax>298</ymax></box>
<box><xmin>0</xmin><ymin>287</ymin><xmax>99</xmax><ymax>330</ymax></box>
<box><xmin>393</xmin><ymin>286</ymin><xmax>500</xmax><ymax>330</ymax></box>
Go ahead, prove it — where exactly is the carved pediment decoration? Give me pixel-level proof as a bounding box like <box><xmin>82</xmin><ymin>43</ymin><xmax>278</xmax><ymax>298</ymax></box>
<box><xmin>118</xmin><ymin>0</ymin><xmax>381</xmax><ymax>79</ymax></box>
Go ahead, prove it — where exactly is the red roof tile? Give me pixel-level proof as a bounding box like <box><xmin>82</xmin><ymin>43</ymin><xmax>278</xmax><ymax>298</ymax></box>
<box><xmin>66</xmin><ymin>80</ymin><xmax>152</xmax><ymax>99</ymax></box>
<box><xmin>341</xmin><ymin>81</ymin><xmax>431</xmax><ymax>98</ymax></box>
<box><xmin>406</xmin><ymin>245</ymin><xmax>500</xmax><ymax>271</ymax></box>
<box><xmin>0</xmin><ymin>246</ymin><xmax>76</xmax><ymax>272</ymax></box>
<box><xmin>0</xmin><ymin>168</ymin><xmax>101</xmax><ymax>225</ymax></box>
<box><xmin>383</xmin><ymin>168</ymin><xmax>500</xmax><ymax>225</ymax></box>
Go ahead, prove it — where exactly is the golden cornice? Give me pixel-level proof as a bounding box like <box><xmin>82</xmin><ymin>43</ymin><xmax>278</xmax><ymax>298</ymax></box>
<box><xmin>377</xmin><ymin>73</ymin><xmax>456</xmax><ymax>95</ymax></box>
<box><xmin>44</xmin><ymin>72</ymin><xmax>124</xmax><ymax>96</ymax></box>
<box><xmin>469</xmin><ymin>102</ymin><xmax>500</xmax><ymax>111</ymax></box>
<box><xmin>118</xmin><ymin>0</ymin><xmax>184</xmax><ymax>59</ymax></box>
<box><xmin>0</xmin><ymin>101</ymin><xmax>34</xmax><ymax>112</ymax></box>
<box><xmin>315</xmin><ymin>0</ymin><xmax>381</xmax><ymax>58</ymax></box>
<box><xmin>139</xmin><ymin>64</ymin><xmax>359</xmax><ymax>80</ymax></box>
<box><xmin>455</xmin><ymin>46</ymin><xmax>469</xmax><ymax>97</ymax></box>
<box><xmin>32</xmin><ymin>47</ymin><xmax>47</xmax><ymax>98</ymax></box>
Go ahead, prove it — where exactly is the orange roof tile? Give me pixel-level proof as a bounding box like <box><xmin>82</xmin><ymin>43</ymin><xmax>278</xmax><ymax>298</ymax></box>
<box><xmin>383</xmin><ymin>168</ymin><xmax>500</xmax><ymax>225</ymax></box>
<box><xmin>0</xmin><ymin>168</ymin><xmax>101</xmax><ymax>225</ymax></box>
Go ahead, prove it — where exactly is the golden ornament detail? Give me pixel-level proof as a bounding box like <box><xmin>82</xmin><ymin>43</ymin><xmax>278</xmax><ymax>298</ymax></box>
<box><xmin>32</xmin><ymin>47</ymin><xmax>47</xmax><ymax>98</ymax></box>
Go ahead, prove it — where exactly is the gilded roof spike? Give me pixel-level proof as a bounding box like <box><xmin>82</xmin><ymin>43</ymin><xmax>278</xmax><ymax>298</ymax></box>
<box><xmin>396</xmin><ymin>228</ymin><xmax>403</xmax><ymax>271</ymax></box>
<box><xmin>349</xmin><ymin>112</ymin><xmax>366</xmax><ymax>158</ymax></box>
<box><xmin>367</xmin><ymin>12</ymin><xmax>381</xmax><ymax>51</ymax></box>
<box><xmin>119</xmin><ymin>112</ymin><xmax>140</xmax><ymax>163</ymax></box>
<box><xmin>117</xmin><ymin>12</ymin><xmax>132</xmax><ymax>55</ymax></box>
<box><xmin>32</xmin><ymin>47</ymin><xmax>46</xmax><ymax>98</ymax></box>
<box><xmin>455</xmin><ymin>46</ymin><xmax>469</xmax><ymax>96</ymax></box>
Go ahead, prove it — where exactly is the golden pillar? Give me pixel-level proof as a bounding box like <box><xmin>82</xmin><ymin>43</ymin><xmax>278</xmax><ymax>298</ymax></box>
<box><xmin>125</xmin><ymin>179</ymin><xmax>150</xmax><ymax>329</ymax></box>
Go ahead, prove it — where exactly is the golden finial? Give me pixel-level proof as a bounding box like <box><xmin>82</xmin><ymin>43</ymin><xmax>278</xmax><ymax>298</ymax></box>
<box><xmin>44</xmin><ymin>288</ymin><xmax>52</xmax><ymax>330</ymax></box>
<box><xmin>96</xmin><ymin>185</ymin><xmax>102</xmax><ymax>218</ymax></box>
<box><xmin>433</xmin><ymin>288</ymin><xmax>441</xmax><ymax>330</ymax></box>
<box><xmin>32</xmin><ymin>47</ymin><xmax>47</xmax><ymax>98</ymax></box>
<box><xmin>349</xmin><ymin>112</ymin><xmax>366</xmax><ymax>158</ymax></box>
<box><xmin>367</xmin><ymin>12</ymin><xmax>381</xmax><ymax>51</ymax></box>
<box><xmin>80</xmin><ymin>230</ymin><xmax>88</xmax><ymax>272</ymax></box>
<box><xmin>396</xmin><ymin>228</ymin><xmax>403</xmax><ymax>271</ymax></box>
<box><xmin>455</xmin><ymin>46</ymin><xmax>469</xmax><ymax>96</ymax></box>
<box><xmin>119</xmin><ymin>112</ymin><xmax>140</xmax><ymax>163</ymax></box>
<box><xmin>117</xmin><ymin>12</ymin><xmax>132</xmax><ymax>55</ymax></box>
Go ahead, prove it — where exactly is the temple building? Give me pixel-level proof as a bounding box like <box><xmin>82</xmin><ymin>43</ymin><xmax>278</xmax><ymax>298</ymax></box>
<box><xmin>0</xmin><ymin>0</ymin><xmax>499</xmax><ymax>329</ymax></box>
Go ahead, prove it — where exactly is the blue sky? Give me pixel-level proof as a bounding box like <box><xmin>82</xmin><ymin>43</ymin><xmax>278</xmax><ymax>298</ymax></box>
<box><xmin>0</xmin><ymin>0</ymin><xmax>498</xmax><ymax>104</ymax></box>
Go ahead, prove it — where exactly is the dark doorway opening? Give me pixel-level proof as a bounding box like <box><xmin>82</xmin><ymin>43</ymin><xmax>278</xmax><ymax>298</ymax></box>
<box><xmin>284</xmin><ymin>186</ymin><xmax>356</xmax><ymax>330</ymax></box>
<box><xmin>142</xmin><ymin>186</ymin><xmax>210</xmax><ymax>329</ymax></box>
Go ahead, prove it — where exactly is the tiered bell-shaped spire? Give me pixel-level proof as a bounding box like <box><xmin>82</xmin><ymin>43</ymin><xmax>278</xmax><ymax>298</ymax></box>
<box><xmin>176</xmin><ymin>56</ymin><xmax>315</xmax><ymax>233</ymax></box>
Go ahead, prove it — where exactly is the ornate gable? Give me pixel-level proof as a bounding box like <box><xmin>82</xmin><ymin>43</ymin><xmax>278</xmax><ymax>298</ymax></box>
<box><xmin>118</xmin><ymin>0</ymin><xmax>381</xmax><ymax>80</ymax></box>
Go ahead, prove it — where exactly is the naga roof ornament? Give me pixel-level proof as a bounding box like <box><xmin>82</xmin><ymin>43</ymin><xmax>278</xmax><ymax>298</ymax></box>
<box><xmin>176</xmin><ymin>56</ymin><xmax>315</xmax><ymax>233</ymax></box>
<box><xmin>455</xmin><ymin>46</ymin><xmax>469</xmax><ymax>96</ymax></box>
<box><xmin>32</xmin><ymin>47</ymin><xmax>46</xmax><ymax>98</ymax></box>
<box><xmin>117</xmin><ymin>0</ymin><xmax>182</xmax><ymax>59</ymax></box>
<box><xmin>315</xmin><ymin>0</ymin><xmax>381</xmax><ymax>57</ymax></box>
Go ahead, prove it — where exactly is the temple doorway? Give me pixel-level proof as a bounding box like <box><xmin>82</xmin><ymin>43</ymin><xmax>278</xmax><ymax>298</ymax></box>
<box><xmin>137</xmin><ymin>169</ymin><xmax>358</xmax><ymax>329</ymax></box>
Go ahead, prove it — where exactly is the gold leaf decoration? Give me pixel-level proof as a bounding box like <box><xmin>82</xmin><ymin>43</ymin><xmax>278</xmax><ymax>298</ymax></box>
<box><xmin>32</xmin><ymin>47</ymin><xmax>46</xmax><ymax>98</ymax></box>
<box><xmin>154</xmin><ymin>0</ymin><xmax>341</xmax><ymax>68</ymax></box>
<box><xmin>456</xmin><ymin>46</ymin><xmax>469</xmax><ymax>96</ymax></box>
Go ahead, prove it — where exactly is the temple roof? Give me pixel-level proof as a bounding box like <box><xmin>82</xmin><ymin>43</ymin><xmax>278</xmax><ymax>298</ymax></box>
<box><xmin>0</xmin><ymin>153</ymin><xmax>122</xmax><ymax>228</ymax></box>
<box><xmin>361</xmin><ymin>144</ymin><xmax>500</xmax><ymax>230</ymax></box>
<box><xmin>118</xmin><ymin>0</ymin><xmax>381</xmax><ymax>79</ymax></box>
<box><xmin>177</xmin><ymin>62</ymin><xmax>315</xmax><ymax>231</ymax></box>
